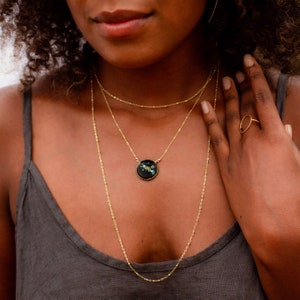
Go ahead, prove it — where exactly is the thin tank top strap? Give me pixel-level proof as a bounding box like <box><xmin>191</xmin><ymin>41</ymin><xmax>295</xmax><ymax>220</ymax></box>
<box><xmin>23</xmin><ymin>89</ymin><xmax>33</xmax><ymax>165</ymax></box>
<box><xmin>276</xmin><ymin>72</ymin><xmax>288</xmax><ymax>120</ymax></box>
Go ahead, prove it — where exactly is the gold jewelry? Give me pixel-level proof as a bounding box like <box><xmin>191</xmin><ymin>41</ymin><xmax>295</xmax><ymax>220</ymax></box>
<box><xmin>95</xmin><ymin>74</ymin><xmax>211</xmax><ymax>109</ymax></box>
<box><xmin>90</xmin><ymin>64</ymin><xmax>220</xmax><ymax>282</ymax></box>
<box><xmin>208</xmin><ymin>0</ymin><xmax>219</xmax><ymax>23</ymax></box>
<box><xmin>239</xmin><ymin>114</ymin><xmax>260</xmax><ymax>134</ymax></box>
<box><xmin>94</xmin><ymin>65</ymin><xmax>218</xmax><ymax>180</ymax></box>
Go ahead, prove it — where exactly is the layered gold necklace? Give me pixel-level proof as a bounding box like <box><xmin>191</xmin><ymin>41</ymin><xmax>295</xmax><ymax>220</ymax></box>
<box><xmin>90</xmin><ymin>63</ymin><xmax>220</xmax><ymax>282</ymax></box>
<box><xmin>94</xmin><ymin>65</ymin><xmax>217</xmax><ymax>180</ymax></box>
<box><xmin>97</xmin><ymin>76</ymin><xmax>212</xmax><ymax>109</ymax></box>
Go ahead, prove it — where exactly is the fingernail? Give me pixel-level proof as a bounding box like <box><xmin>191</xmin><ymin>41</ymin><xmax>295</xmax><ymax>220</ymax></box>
<box><xmin>201</xmin><ymin>101</ymin><xmax>210</xmax><ymax>114</ymax></box>
<box><xmin>222</xmin><ymin>77</ymin><xmax>231</xmax><ymax>91</ymax></box>
<box><xmin>236</xmin><ymin>71</ymin><xmax>245</xmax><ymax>84</ymax></box>
<box><xmin>244</xmin><ymin>54</ymin><xmax>255</xmax><ymax>67</ymax></box>
<box><xmin>285</xmin><ymin>124</ymin><xmax>293</xmax><ymax>137</ymax></box>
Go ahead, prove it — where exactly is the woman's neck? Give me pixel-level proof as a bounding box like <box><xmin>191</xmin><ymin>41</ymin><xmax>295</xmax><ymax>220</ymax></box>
<box><xmin>96</xmin><ymin>31</ymin><xmax>215</xmax><ymax>107</ymax></box>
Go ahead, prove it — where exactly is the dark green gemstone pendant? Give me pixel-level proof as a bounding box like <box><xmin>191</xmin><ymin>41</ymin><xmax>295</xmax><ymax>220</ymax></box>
<box><xmin>137</xmin><ymin>160</ymin><xmax>159</xmax><ymax>180</ymax></box>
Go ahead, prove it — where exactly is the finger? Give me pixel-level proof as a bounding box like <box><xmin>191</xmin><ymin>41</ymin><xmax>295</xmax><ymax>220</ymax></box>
<box><xmin>243</xmin><ymin>54</ymin><xmax>283</xmax><ymax>132</ymax></box>
<box><xmin>234</xmin><ymin>72</ymin><xmax>261</xmax><ymax>136</ymax></box>
<box><xmin>285</xmin><ymin>124</ymin><xmax>293</xmax><ymax>138</ymax></box>
<box><xmin>201</xmin><ymin>100</ymin><xmax>229</xmax><ymax>166</ymax></box>
<box><xmin>284</xmin><ymin>124</ymin><xmax>300</xmax><ymax>165</ymax></box>
<box><xmin>235</xmin><ymin>71</ymin><xmax>259</xmax><ymax>121</ymax></box>
<box><xmin>222</xmin><ymin>76</ymin><xmax>241</xmax><ymax>144</ymax></box>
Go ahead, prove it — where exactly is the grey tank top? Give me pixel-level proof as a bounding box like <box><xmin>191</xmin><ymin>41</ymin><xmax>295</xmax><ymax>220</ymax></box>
<box><xmin>15</xmin><ymin>73</ymin><xmax>289</xmax><ymax>299</ymax></box>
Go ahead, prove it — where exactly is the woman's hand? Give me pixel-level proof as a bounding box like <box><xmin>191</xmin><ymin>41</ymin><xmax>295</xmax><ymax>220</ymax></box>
<box><xmin>201</xmin><ymin>54</ymin><xmax>300</xmax><ymax>298</ymax></box>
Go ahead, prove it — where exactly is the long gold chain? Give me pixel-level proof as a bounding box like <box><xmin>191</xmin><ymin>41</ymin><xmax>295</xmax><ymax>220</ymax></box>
<box><xmin>90</xmin><ymin>64</ymin><xmax>220</xmax><ymax>282</ymax></box>
<box><xmin>95</xmin><ymin>73</ymin><xmax>212</xmax><ymax>109</ymax></box>
<box><xmin>94</xmin><ymin>65</ymin><xmax>217</xmax><ymax>180</ymax></box>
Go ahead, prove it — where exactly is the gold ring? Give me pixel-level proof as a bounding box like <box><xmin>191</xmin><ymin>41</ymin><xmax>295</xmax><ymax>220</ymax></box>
<box><xmin>239</xmin><ymin>114</ymin><xmax>260</xmax><ymax>134</ymax></box>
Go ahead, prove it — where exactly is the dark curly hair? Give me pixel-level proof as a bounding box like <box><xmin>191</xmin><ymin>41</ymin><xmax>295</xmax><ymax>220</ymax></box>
<box><xmin>1</xmin><ymin>0</ymin><xmax>300</xmax><ymax>90</ymax></box>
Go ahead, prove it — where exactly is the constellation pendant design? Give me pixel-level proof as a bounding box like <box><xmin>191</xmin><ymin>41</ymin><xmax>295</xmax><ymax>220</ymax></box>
<box><xmin>137</xmin><ymin>160</ymin><xmax>159</xmax><ymax>180</ymax></box>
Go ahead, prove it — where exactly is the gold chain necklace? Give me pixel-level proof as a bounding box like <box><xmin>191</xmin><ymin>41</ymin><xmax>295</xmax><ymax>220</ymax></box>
<box><xmin>90</xmin><ymin>64</ymin><xmax>220</xmax><ymax>282</ymax></box>
<box><xmin>94</xmin><ymin>65</ymin><xmax>217</xmax><ymax>180</ymax></box>
<box><xmin>95</xmin><ymin>73</ymin><xmax>211</xmax><ymax>109</ymax></box>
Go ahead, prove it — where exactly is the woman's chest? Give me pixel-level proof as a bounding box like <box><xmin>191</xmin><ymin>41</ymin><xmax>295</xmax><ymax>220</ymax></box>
<box><xmin>31</xmin><ymin>135</ymin><xmax>234</xmax><ymax>263</ymax></box>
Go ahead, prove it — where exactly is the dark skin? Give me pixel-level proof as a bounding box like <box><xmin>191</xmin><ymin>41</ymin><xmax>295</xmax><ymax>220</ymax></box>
<box><xmin>1</xmin><ymin>58</ymin><xmax>300</xmax><ymax>300</ymax></box>
<box><xmin>202</xmin><ymin>56</ymin><xmax>300</xmax><ymax>298</ymax></box>
<box><xmin>0</xmin><ymin>72</ymin><xmax>234</xmax><ymax>298</ymax></box>
<box><xmin>1</xmin><ymin>0</ymin><xmax>300</xmax><ymax>298</ymax></box>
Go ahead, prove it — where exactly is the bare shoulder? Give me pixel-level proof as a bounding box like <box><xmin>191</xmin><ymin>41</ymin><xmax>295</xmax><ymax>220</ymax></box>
<box><xmin>0</xmin><ymin>79</ymin><xmax>61</xmax><ymax>298</ymax></box>
<box><xmin>0</xmin><ymin>84</ymin><xmax>24</xmax><ymax>192</ymax></box>
<box><xmin>0</xmin><ymin>84</ymin><xmax>23</xmax><ymax>127</ymax></box>
<box><xmin>0</xmin><ymin>84</ymin><xmax>23</xmax><ymax>298</ymax></box>
<box><xmin>284</xmin><ymin>76</ymin><xmax>300</xmax><ymax>148</ymax></box>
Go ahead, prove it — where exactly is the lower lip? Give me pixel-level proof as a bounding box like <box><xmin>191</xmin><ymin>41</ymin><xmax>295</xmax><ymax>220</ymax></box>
<box><xmin>96</xmin><ymin>17</ymin><xmax>149</xmax><ymax>39</ymax></box>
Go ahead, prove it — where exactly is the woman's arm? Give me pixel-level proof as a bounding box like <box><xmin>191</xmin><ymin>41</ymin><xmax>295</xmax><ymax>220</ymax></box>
<box><xmin>0</xmin><ymin>86</ymin><xmax>24</xmax><ymax>299</ymax></box>
<box><xmin>0</xmin><ymin>189</ymin><xmax>16</xmax><ymax>299</ymax></box>
<box><xmin>201</xmin><ymin>55</ymin><xmax>300</xmax><ymax>299</ymax></box>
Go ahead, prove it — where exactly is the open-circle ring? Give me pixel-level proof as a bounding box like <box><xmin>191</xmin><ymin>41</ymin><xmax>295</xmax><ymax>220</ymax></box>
<box><xmin>239</xmin><ymin>114</ymin><xmax>260</xmax><ymax>134</ymax></box>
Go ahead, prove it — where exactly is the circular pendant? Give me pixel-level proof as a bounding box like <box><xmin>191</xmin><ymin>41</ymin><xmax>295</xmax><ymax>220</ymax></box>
<box><xmin>137</xmin><ymin>160</ymin><xmax>159</xmax><ymax>180</ymax></box>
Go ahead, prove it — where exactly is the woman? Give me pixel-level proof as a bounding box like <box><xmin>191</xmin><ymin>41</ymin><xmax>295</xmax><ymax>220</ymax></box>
<box><xmin>0</xmin><ymin>0</ymin><xmax>300</xmax><ymax>298</ymax></box>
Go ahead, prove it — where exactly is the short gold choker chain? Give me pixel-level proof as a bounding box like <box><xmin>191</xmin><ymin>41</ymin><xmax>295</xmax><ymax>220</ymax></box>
<box><xmin>94</xmin><ymin>64</ymin><xmax>217</xmax><ymax>180</ymax></box>
<box><xmin>90</xmin><ymin>63</ymin><xmax>220</xmax><ymax>282</ymax></box>
<box><xmin>94</xmin><ymin>73</ymin><xmax>210</xmax><ymax>109</ymax></box>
